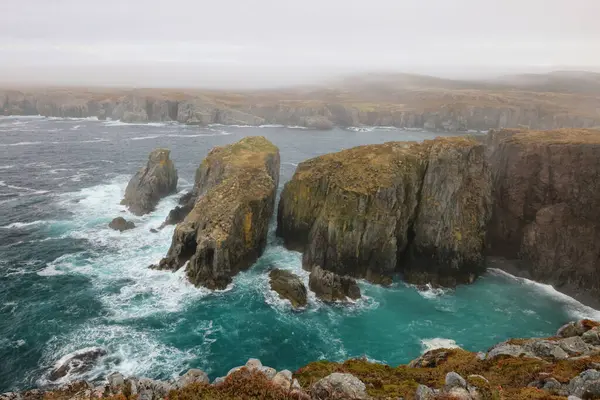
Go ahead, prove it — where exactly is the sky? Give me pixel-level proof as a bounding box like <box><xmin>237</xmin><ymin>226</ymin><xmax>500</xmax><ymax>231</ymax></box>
<box><xmin>0</xmin><ymin>0</ymin><xmax>599</xmax><ymax>87</ymax></box>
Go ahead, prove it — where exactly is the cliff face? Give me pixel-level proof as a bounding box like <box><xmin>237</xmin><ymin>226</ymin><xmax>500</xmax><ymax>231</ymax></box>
<box><xmin>153</xmin><ymin>137</ymin><xmax>280</xmax><ymax>290</ymax></box>
<box><xmin>277</xmin><ymin>137</ymin><xmax>491</xmax><ymax>286</ymax></box>
<box><xmin>121</xmin><ymin>149</ymin><xmax>178</xmax><ymax>216</ymax></box>
<box><xmin>487</xmin><ymin>128</ymin><xmax>600</xmax><ymax>295</ymax></box>
<box><xmin>2</xmin><ymin>87</ymin><xmax>599</xmax><ymax>131</ymax></box>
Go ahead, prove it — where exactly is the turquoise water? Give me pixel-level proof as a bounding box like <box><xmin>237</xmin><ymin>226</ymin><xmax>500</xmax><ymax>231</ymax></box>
<box><xmin>1</xmin><ymin>117</ymin><xmax>598</xmax><ymax>392</ymax></box>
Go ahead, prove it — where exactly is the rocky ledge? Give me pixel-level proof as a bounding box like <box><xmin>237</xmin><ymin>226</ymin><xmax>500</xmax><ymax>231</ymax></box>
<box><xmin>152</xmin><ymin>137</ymin><xmax>280</xmax><ymax>289</ymax></box>
<box><xmin>486</xmin><ymin>128</ymin><xmax>600</xmax><ymax>300</ymax></box>
<box><xmin>121</xmin><ymin>149</ymin><xmax>178</xmax><ymax>216</ymax></box>
<box><xmin>6</xmin><ymin>319</ymin><xmax>600</xmax><ymax>400</ymax></box>
<box><xmin>277</xmin><ymin>136</ymin><xmax>491</xmax><ymax>287</ymax></box>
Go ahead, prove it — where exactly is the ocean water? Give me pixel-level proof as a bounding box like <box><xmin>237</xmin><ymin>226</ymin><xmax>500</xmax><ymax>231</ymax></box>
<box><xmin>1</xmin><ymin>116</ymin><xmax>599</xmax><ymax>392</ymax></box>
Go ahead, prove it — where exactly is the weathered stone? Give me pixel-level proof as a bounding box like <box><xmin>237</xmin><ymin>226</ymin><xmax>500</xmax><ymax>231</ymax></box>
<box><xmin>309</xmin><ymin>266</ymin><xmax>361</xmax><ymax>302</ymax></box>
<box><xmin>409</xmin><ymin>349</ymin><xmax>451</xmax><ymax>368</ymax></box>
<box><xmin>445</xmin><ymin>387</ymin><xmax>471</xmax><ymax>400</ymax></box>
<box><xmin>107</xmin><ymin>372</ymin><xmax>125</xmax><ymax>389</ymax></box>
<box><xmin>558</xmin><ymin>322</ymin><xmax>580</xmax><ymax>338</ymax></box>
<box><xmin>277</xmin><ymin>137</ymin><xmax>491</xmax><ymax>287</ymax></box>
<box><xmin>245</xmin><ymin>358</ymin><xmax>262</xmax><ymax>370</ymax></box>
<box><xmin>583</xmin><ymin>328</ymin><xmax>600</xmax><ymax>345</ymax></box>
<box><xmin>108</xmin><ymin>217</ymin><xmax>135</xmax><ymax>232</ymax></box>
<box><xmin>486</xmin><ymin>341</ymin><xmax>530</xmax><ymax>359</ymax></box>
<box><xmin>174</xmin><ymin>369</ymin><xmax>209</xmax><ymax>388</ymax></box>
<box><xmin>48</xmin><ymin>347</ymin><xmax>107</xmax><ymax>381</ymax></box>
<box><xmin>135</xmin><ymin>378</ymin><xmax>173</xmax><ymax>400</ymax></box>
<box><xmin>414</xmin><ymin>384</ymin><xmax>435</xmax><ymax>400</ymax></box>
<box><xmin>543</xmin><ymin>377</ymin><xmax>562</xmax><ymax>391</ymax></box>
<box><xmin>153</xmin><ymin>137</ymin><xmax>280</xmax><ymax>289</ymax></box>
<box><xmin>269</xmin><ymin>269</ymin><xmax>307</xmax><ymax>308</ymax></box>
<box><xmin>272</xmin><ymin>370</ymin><xmax>293</xmax><ymax>390</ymax></box>
<box><xmin>559</xmin><ymin>336</ymin><xmax>592</xmax><ymax>356</ymax></box>
<box><xmin>445</xmin><ymin>372</ymin><xmax>467</xmax><ymax>388</ymax></box>
<box><xmin>258</xmin><ymin>366</ymin><xmax>277</xmax><ymax>380</ymax></box>
<box><xmin>311</xmin><ymin>373</ymin><xmax>369</xmax><ymax>400</ymax></box>
<box><xmin>487</xmin><ymin>129</ymin><xmax>600</xmax><ymax>297</ymax></box>
<box><xmin>121</xmin><ymin>148</ymin><xmax>178</xmax><ymax>215</ymax></box>
<box><xmin>568</xmin><ymin>369</ymin><xmax>600</xmax><ymax>398</ymax></box>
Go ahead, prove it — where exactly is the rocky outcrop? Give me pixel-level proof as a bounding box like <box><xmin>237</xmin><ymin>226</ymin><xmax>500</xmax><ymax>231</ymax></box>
<box><xmin>269</xmin><ymin>269</ymin><xmax>308</xmax><ymax>308</ymax></box>
<box><xmin>308</xmin><ymin>266</ymin><xmax>361</xmax><ymax>302</ymax></box>
<box><xmin>277</xmin><ymin>137</ymin><xmax>491</xmax><ymax>287</ymax></box>
<box><xmin>48</xmin><ymin>347</ymin><xmax>107</xmax><ymax>382</ymax></box>
<box><xmin>121</xmin><ymin>149</ymin><xmax>178</xmax><ymax>216</ymax></box>
<box><xmin>108</xmin><ymin>217</ymin><xmax>135</xmax><ymax>232</ymax></box>
<box><xmin>153</xmin><ymin>137</ymin><xmax>280</xmax><ymax>289</ymax></box>
<box><xmin>486</xmin><ymin>128</ymin><xmax>600</xmax><ymax>297</ymax></box>
<box><xmin>311</xmin><ymin>373</ymin><xmax>369</xmax><ymax>400</ymax></box>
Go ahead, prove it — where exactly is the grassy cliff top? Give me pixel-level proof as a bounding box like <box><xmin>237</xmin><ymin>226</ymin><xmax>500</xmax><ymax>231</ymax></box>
<box><xmin>203</xmin><ymin>136</ymin><xmax>279</xmax><ymax>170</ymax></box>
<box><xmin>500</xmin><ymin>128</ymin><xmax>600</xmax><ymax>145</ymax></box>
<box><xmin>292</xmin><ymin>136</ymin><xmax>479</xmax><ymax>194</ymax></box>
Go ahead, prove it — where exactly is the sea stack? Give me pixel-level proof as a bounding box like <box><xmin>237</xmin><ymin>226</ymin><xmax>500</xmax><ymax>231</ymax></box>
<box><xmin>487</xmin><ymin>128</ymin><xmax>600</xmax><ymax>296</ymax></box>
<box><xmin>153</xmin><ymin>137</ymin><xmax>280</xmax><ymax>290</ymax></box>
<box><xmin>277</xmin><ymin>137</ymin><xmax>491</xmax><ymax>287</ymax></box>
<box><xmin>121</xmin><ymin>148</ymin><xmax>178</xmax><ymax>215</ymax></box>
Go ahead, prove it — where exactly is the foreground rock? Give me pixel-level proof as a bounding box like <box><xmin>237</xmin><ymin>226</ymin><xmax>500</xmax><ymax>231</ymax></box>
<box><xmin>121</xmin><ymin>149</ymin><xmax>178</xmax><ymax>215</ymax></box>
<box><xmin>153</xmin><ymin>137</ymin><xmax>280</xmax><ymax>289</ymax></box>
<box><xmin>48</xmin><ymin>347</ymin><xmax>107</xmax><ymax>381</ymax></box>
<box><xmin>309</xmin><ymin>266</ymin><xmax>361</xmax><ymax>302</ymax></box>
<box><xmin>311</xmin><ymin>373</ymin><xmax>369</xmax><ymax>399</ymax></box>
<box><xmin>277</xmin><ymin>137</ymin><xmax>491</xmax><ymax>287</ymax></box>
<box><xmin>108</xmin><ymin>217</ymin><xmax>135</xmax><ymax>232</ymax></box>
<box><xmin>486</xmin><ymin>129</ymin><xmax>600</xmax><ymax>297</ymax></box>
<box><xmin>269</xmin><ymin>269</ymin><xmax>308</xmax><ymax>308</ymax></box>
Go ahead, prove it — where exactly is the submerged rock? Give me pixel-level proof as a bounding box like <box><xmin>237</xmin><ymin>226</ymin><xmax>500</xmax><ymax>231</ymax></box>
<box><xmin>268</xmin><ymin>269</ymin><xmax>307</xmax><ymax>308</ymax></box>
<box><xmin>153</xmin><ymin>137</ymin><xmax>280</xmax><ymax>289</ymax></box>
<box><xmin>48</xmin><ymin>347</ymin><xmax>107</xmax><ymax>381</ymax></box>
<box><xmin>121</xmin><ymin>148</ymin><xmax>178</xmax><ymax>216</ymax></box>
<box><xmin>308</xmin><ymin>266</ymin><xmax>361</xmax><ymax>302</ymax></box>
<box><xmin>108</xmin><ymin>217</ymin><xmax>135</xmax><ymax>232</ymax></box>
<box><xmin>277</xmin><ymin>137</ymin><xmax>491</xmax><ymax>287</ymax></box>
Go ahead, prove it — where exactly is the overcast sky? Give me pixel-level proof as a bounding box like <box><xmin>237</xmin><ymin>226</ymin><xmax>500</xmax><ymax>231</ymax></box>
<box><xmin>0</xmin><ymin>0</ymin><xmax>599</xmax><ymax>87</ymax></box>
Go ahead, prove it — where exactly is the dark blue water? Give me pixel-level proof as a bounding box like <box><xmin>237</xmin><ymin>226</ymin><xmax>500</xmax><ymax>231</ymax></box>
<box><xmin>1</xmin><ymin>116</ymin><xmax>598</xmax><ymax>392</ymax></box>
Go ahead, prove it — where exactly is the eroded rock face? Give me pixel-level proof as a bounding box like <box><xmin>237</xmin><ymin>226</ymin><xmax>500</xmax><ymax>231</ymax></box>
<box><xmin>277</xmin><ymin>137</ymin><xmax>491</xmax><ymax>287</ymax></box>
<box><xmin>269</xmin><ymin>269</ymin><xmax>307</xmax><ymax>308</ymax></box>
<box><xmin>153</xmin><ymin>137</ymin><xmax>280</xmax><ymax>289</ymax></box>
<box><xmin>308</xmin><ymin>266</ymin><xmax>361</xmax><ymax>302</ymax></box>
<box><xmin>121</xmin><ymin>149</ymin><xmax>178</xmax><ymax>216</ymax></box>
<box><xmin>487</xmin><ymin>129</ymin><xmax>600</xmax><ymax>295</ymax></box>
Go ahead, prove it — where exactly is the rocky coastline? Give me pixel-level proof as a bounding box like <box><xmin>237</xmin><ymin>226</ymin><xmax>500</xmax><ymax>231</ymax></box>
<box><xmin>2</xmin><ymin>82</ymin><xmax>600</xmax><ymax>131</ymax></box>
<box><xmin>4</xmin><ymin>319</ymin><xmax>600</xmax><ymax>399</ymax></box>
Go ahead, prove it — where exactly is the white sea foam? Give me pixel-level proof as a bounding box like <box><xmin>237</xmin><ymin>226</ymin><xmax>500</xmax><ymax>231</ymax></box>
<box><xmin>1</xmin><ymin>220</ymin><xmax>55</xmax><ymax>229</ymax></box>
<box><xmin>0</xmin><ymin>165</ymin><xmax>14</xmax><ymax>170</ymax></box>
<box><xmin>37</xmin><ymin>263</ymin><xmax>66</xmax><ymax>277</ymax></box>
<box><xmin>413</xmin><ymin>283</ymin><xmax>450</xmax><ymax>300</ymax></box>
<box><xmin>488</xmin><ymin>268</ymin><xmax>600</xmax><ymax>320</ymax></box>
<box><xmin>420</xmin><ymin>338</ymin><xmax>459</xmax><ymax>353</ymax></box>
<box><xmin>0</xmin><ymin>141</ymin><xmax>44</xmax><ymax>147</ymax></box>
<box><xmin>282</xmin><ymin>162</ymin><xmax>299</xmax><ymax>167</ymax></box>
<box><xmin>0</xmin><ymin>181</ymin><xmax>50</xmax><ymax>195</ymax></box>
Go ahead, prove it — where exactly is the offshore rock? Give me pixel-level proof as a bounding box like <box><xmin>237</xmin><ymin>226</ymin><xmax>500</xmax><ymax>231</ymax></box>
<box><xmin>121</xmin><ymin>149</ymin><xmax>178</xmax><ymax>216</ymax></box>
<box><xmin>48</xmin><ymin>347</ymin><xmax>107</xmax><ymax>381</ymax></box>
<box><xmin>108</xmin><ymin>217</ymin><xmax>135</xmax><ymax>232</ymax></box>
<box><xmin>308</xmin><ymin>266</ymin><xmax>361</xmax><ymax>302</ymax></box>
<box><xmin>269</xmin><ymin>268</ymin><xmax>308</xmax><ymax>308</ymax></box>
<box><xmin>153</xmin><ymin>137</ymin><xmax>280</xmax><ymax>289</ymax></box>
<box><xmin>277</xmin><ymin>137</ymin><xmax>491</xmax><ymax>287</ymax></box>
<box><xmin>486</xmin><ymin>129</ymin><xmax>600</xmax><ymax>296</ymax></box>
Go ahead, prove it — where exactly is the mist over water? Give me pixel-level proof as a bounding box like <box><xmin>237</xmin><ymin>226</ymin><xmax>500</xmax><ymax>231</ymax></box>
<box><xmin>1</xmin><ymin>117</ymin><xmax>599</xmax><ymax>392</ymax></box>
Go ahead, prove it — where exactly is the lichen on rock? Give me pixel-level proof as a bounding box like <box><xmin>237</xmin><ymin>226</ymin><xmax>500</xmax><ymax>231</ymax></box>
<box><xmin>153</xmin><ymin>137</ymin><xmax>280</xmax><ymax>290</ymax></box>
<box><xmin>277</xmin><ymin>136</ymin><xmax>491</xmax><ymax>287</ymax></box>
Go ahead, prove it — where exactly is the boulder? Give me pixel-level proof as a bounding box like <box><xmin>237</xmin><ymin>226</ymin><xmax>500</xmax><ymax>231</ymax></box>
<box><xmin>568</xmin><ymin>369</ymin><xmax>600</xmax><ymax>398</ymax></box>
<box><xmin>108</xmin><ymin>217</ymin><xmax>135</xmax><ymax>232</ymax></box>
<box><xmin>445</xmin><ymin>372</ymin><xmax>467</xmax><ymax>388</ymax></box>
<box><xmin>409</xmin><ymin>349</ymin><xmax>451</xmax><ymax>368</ymax></box>
<box><xmin>311</xmin><ymin>373</ymin><xmax>369</xmax><ymax>400</ymax></box>
<box><xmin>174</xmin><ymin>369</ymin><xmax>209</xmax><ymax>388</ymax></box>
<box><xmin>414</xmin><ymin>384</ymin><xmax>435</xmax><ymax>400</ymax></box>
<box><xmin>269</xmin><ymin>269</ymin><xmax>308</xmax><ymax>308</ymax></box>
<box><xmin>309</xmin><ymin>266</ymin><xmax>361</xmax><ymax>302</ymax></box>
<box><xmin>48</xmin><ymin>347</ymin><xmax>107</xmax><ymax>381</ymax></box>
<box><xmin>277</xmin><ymin>137</ymin><xmax>491</xmax><ymax>287</ymax></box>
<box><xmin>486</xmin><ymin>129</ymin><xmax>600</xmax><ymax>296</ymax></box>
<box><xmin>121</xmin><ymin>149</ymin><xmax>178</xmax><ymax>216</ymax></box>
<box><xmin>271</xmin><ymin>370</ymin><xmax>292</xmax><ymax>391</ymax></box>
<box><xmin>153</xmin><ymin>137</ymin><xmax>280</xmax><ymax>290</ymax></box>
